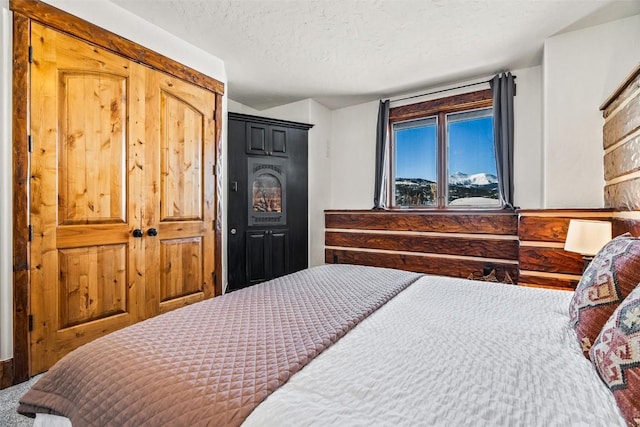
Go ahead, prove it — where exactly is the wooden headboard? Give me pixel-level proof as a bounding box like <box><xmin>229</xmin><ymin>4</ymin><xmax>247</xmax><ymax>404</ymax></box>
<box><xmin>324</xmin><ymin>208</ymin><xmax>624</xmax><ymax>292</ymax></box>
<box><xmin>601</xmin><ymin>63</ymin><xmax>640</xmax><ymax>237</ymax></box>
<box><xmin>324</xmin><ymin>210</ymin><xmax>519</xmax><ymax>282</ymax></box>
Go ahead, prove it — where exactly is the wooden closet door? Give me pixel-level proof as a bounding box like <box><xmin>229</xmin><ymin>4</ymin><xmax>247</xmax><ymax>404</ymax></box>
<box><xmin>29</xmin><ymin>23</ymin><xmax>146</xmax><ymax>374</ymax></box>
<box><xmin>143</xmin><ymin>71</ymin><xmax>216</xmax><ymax>316</ymax></box>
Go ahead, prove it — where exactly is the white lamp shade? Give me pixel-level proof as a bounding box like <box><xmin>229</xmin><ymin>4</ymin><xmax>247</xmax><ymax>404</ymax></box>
<box><xmin>564</xmin><ymin>219</ymin><xmax>612</xmax><ymax>256</ymax></box>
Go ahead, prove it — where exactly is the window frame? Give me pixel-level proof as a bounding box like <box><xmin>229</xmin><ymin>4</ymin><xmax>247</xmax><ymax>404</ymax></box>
<box><xmin>388</xmin><ymin>89</ymin><xmax>498</xmax><ymax>210</ymax></box>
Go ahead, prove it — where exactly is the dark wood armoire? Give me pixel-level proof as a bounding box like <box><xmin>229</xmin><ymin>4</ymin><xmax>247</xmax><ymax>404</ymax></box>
<box><xmin>227</xmin><ymin>113</ymin><xmax>313</xmax><ymax>290</ymax></box>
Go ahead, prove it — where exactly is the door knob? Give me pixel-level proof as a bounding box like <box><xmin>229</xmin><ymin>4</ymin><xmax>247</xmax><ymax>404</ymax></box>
<box><xmin>230</xmin><ymin>228</ymin><xmax>237</xmax><ymax>235</ymax></box>
<box><xmin>147</xmin><ymin>228</ymin><xmax>158</xmax><ymax>236</ymax></box>
<box><xmin>132</xmin><ymin>229</ymin><xmax>143</xmax><ymax>238</ymax></box>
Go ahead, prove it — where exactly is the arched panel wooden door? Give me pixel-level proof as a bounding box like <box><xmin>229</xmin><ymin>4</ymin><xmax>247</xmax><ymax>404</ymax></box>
<box><xmin>29</xmin><ymin>22</ymin><xmax>216</xmax><ymax>374</ymax></box>
<box><xmin>29</xmin><ymin>23</ymin><xmax>145</xmax><ymax>374</ymax></box>
<box><xmin>143</xmin><ymin>71</ymin><xmax>216</xmax><ymax>316</ymax></box>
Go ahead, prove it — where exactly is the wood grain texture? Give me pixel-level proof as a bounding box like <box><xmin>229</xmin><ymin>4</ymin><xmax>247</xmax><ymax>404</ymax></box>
<box><xmin>612</xmin><ymin>217</ymin><xmax>640</xmax><ymax>238</ymax></box>
<box><xmin>9</xmin><ymin>0</ymin><xmax>224</xmax><ymax>95</ymax></box>
<box><xmin>58</xmin><ymin>245</ymin><xmax>127</xmax><ymax>328</ymax></box>
<box><xmin>58</xmin><ymin>72</ymin><xmax>127</xmax><ymax>225</ymax></box>
<box><xmin>325</xmin><ymin>212</ymin><xmax>517</xmax><ymax>235</ymax></box>
<box><xmin>518</xmin><ymin>215</ymin><xmax>612</xmax><ymax>242</ymax></box>
<box><xmin>159</xmin><ymin>91</ymin><xmax>204</xmax><ymax>221</ymax></box>
<box><xmin>605</xmin><ymin>177</ymin><xmax>640</xmax><ymax>211</ymax></box>
<box><xmin>28</xmin><ymin>24</ymin><xmax>143</xmax><ymax>373</ymax></box>
<box><xmin>325</xmin><ymin>249</ymin><xmax>518</xmax><ymax>282</ymax></box>
<box><xmin>214</xmin><ymin>94</ymin><xmax>223</xmax><ymax>296</ymax></box>
<box><xmin>519</xmin><ymin>247</ymin><xmax>584</xmax><ymax>275</ymax></box>
<box><xmin>0</xmin><ymin>359</ymin><xmax>13</xmax><ymax>389</ymax></box>
<box><xmin>53</xmin><ymin>313</ymin><xmax>130</xmax><ymax>359</ymax></box>
<box><xmin>518</xmin><ymin>216</ymin><xmax>571</xmax><ymax>242</ymax></box>
<box><xmin>26</xmin><ymin>23</ymin><xmax>219</xmax><ymax>373</ymax></box>
<box><xmin>515</xmin><ymin>210</ymin><xmax>619</xmax><ymax>290</ymax></box>
<box><xmin>326</xmin><ymin>231</ymin><xmax>518</xmax><ymax>260</ymax></box>
<box><xmin>129</xmin><ymin>58</ymin><xmax>148</xmax><ymax>324</ymax></box>
<box><xmin>520</xmin><ymin>283</ymin><xmax>575</xmax><ymax>292</ymax></box>
<box><xmin>518</xmin><ymin>273</ymin><xmax>578</xmax><ymax>291</ymax></box>
<box><xmin>603</xmin><ymin>93</ymin><xmax>640</xmax><ymax>149</ymax></box>
<box><xmin>159</xmin><ymin>293</ymin><xmax>205</xmax><ymax>315</ymax></box>
<box><xmin>56</xmin><ymin>225</ymin><xmax>129</xmax><ymax>248</ymax></box>
<box><xmin>604</xmin><ymin>133</ymin><xmax>640</xmax><ymax>180</ymax></box>
<box><xmin>12</xmin><ymin>2</ymin><xmax>223</xmax><ymax>375</ymax></box>
<box><xmin>153</xmin><ymin>73</ymin><xmax>217</xmax><ymax>305</ymax></box>
<box><xmin>12</xmin><ymin>12</ymin><xmax>30</xmax><ymax>385</ymax></box>
<box><xmin>389</xmin><ymin>89</ymin><xmax>492</xmax><ymax>123</ymax></box>
<box><xmin>159</xmin><ymin>238</ymin><xmax>203</xmax><ymax>301</ymax></box>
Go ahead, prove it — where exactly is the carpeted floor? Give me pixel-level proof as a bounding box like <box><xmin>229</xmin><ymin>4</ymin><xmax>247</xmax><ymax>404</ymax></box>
<box><xmin>0</xmin><ymin>375</ymin><xmax>41</xmax><ymax>427</ymax></box>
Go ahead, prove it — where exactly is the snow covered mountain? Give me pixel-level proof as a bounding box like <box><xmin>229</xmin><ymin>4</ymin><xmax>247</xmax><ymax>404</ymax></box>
<box><xmin>449</xmin><ymin>171</ymin><xmax>497</xmax><ymax>186</ymax></box>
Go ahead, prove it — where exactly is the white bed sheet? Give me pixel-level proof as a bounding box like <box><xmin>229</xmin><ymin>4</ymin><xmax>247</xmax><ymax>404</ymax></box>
<box><xmin>34</xmin><ymin>414</ymin><xmax>72</xmax><ymax>427</ymax></box>
<box><xmin>244</xmin><ymin>275</ymin><xmax>625</xmax><ymax>426</ymax></box>
<box><xmin>34</xmin><ymin>275</ymin><xmax>625</xmax><ymax>426</ymax></box>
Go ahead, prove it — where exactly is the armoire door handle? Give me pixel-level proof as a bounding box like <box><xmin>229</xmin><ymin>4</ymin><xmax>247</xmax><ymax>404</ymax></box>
<box><xmin>132</xmin><ymin>229</ymin><xmax>143</xmax><ymax>238</ymax></box>
<box><xmin>147</xmin><ymin>228</ymin><xmax>158</xmax><ymax>237</ymax></box>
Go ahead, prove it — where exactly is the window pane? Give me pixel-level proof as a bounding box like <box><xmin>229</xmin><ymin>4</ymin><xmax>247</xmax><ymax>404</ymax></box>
<box><xmin>252</xmin><ymin>173</ymin><xmax>282</xmax><ymax>212</ymax></box>
<box><xmin>393</xmin><ymin>117</ymin><xmax>437</xmax><ymax>207</ymax></box>
<box><xmin>446</xmin><ymin>109</ymin><xmax>500</xmax><ymax>207</ymax></box>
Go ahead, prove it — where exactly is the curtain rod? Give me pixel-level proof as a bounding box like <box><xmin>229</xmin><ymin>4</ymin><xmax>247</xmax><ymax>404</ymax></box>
<box><xmin>390</xmin><ymin>74</ymin><xmax>516</xmax><ymax>103</ymax></box>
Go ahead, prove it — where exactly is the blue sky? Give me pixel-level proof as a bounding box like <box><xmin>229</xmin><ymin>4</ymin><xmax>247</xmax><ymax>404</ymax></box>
<box><xmin>395</xmin><ymin>116</ymin><xmax>496</xmax><ymax>180</ymax></box>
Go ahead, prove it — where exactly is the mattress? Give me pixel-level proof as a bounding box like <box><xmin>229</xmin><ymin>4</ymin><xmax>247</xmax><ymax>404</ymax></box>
<box><xmin>33</xmin><ymin>272</ymin><xmax>625</xmax><ymax>426</ymax></box>
<box><xmin>244</xmin><ymin>275</ymin><xmax>625</xmax><ymax>426</ymax></box>
<box><xmin>24</xmin><ymin>265</ymin><xmax>421</xmax><ymax>426</ymax></box>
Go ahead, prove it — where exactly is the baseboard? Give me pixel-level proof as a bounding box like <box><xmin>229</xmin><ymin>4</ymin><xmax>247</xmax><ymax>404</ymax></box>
<box><xmin>0</xmin><ymin>358</ymin><xmax>13</xmax><ymax>389</ymax></box>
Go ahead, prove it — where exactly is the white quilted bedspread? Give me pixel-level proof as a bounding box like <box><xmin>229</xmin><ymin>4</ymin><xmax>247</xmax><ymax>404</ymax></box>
<box><xmin>244</xmin><ymin>275</ymin><xmax>625</xmax><ymax>426</ymax></box>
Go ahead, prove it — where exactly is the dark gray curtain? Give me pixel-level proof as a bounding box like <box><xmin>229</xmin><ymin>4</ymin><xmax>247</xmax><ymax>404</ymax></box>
<box><xmin>490</xmin><ymin>72</ymin><xmax>516</xmax><ymax>209</ymax></box>
<box><xmin>373</xmin><ymin>99</ymin><xmax>390</xmax><ymax>209</ymax></box>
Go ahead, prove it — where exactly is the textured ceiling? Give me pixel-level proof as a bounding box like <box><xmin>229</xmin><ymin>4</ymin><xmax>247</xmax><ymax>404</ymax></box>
<box><xmin>110</xmin><ymin>0</ymin><xmax>640</xmax><ymax>110</ymax></box>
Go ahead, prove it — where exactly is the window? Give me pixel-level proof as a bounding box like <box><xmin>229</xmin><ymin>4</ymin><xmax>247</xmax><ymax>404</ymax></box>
<box><xmin>389</xmin><ymin>90</ymin><xmax>500</xmax><ymax>209</ymax></box>
<box><xmin>394</xmin><ymin>118</ymin><xmax>437</xmax><ymax>206</ymax></box>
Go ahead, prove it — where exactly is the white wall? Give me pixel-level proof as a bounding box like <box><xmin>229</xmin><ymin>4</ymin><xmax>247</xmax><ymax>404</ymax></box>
<box><xmin>307</xmin><ymin>101</ymin><xmax>332</xmax><ymax>266</ymax></box>
<box><xmin>328</xmin><ymin>14</ymin><xmax>640</xmax><ymax>212</ymax></box>
<box><xmin>330</xmin><ymin>100</ymin><xmax>380</xmax><ymax>209</ymax></box>
<box><xmin>543</xmin><ymin>14</ymin><xmax>640</xmax><ymax>208</ymax></box>
<box><xmin>328</xmin><ymin>66</ymin><xmax>544</xmax><ymax>210</ymax></box>
<box><xmin>227</xmin><ymin>98</ymin><xmax>333</xmax><ymax>268</ymax></box>
<box><xmin>258</xmin><ymin>99</ymin><xmax>317</xmax><ymax>124</ymax></box>
<box><xmin>513</xmin><ymin>65</ymin><xmax>543</xmax><ymax>208</ymax></box>
<box><xmin>0</xmin><ymin>0</ymin><xmax>227</xmax><ymax>362</ymax></box>
<box><xmin>227</xmin><ymin>99</ymin><xmax>261</xmax><ymax>116</ymax></box>
<box><xmin>0</xmin><ymin>0</ymin><xmax>13</xmax><ymax>362</ymax></box>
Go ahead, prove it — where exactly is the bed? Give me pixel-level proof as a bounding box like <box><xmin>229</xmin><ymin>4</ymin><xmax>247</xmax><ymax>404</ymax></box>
<box><xmin>17</xmin><ymin>254</ymin><xmax>640</xmax><ymax>426</ymax></box>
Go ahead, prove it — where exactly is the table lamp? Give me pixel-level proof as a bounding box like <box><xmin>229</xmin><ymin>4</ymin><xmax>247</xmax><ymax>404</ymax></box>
<box><xmin>563</xmin><ymin>219</ymin><xmax>612</xmax><ymax>272</ymax></box>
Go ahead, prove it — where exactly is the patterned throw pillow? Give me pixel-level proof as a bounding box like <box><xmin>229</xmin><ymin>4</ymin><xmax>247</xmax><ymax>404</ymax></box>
<box><xmin>569</xmin><ymin>233</ymin><xmax>640</xmax><ymax>358</ymax></box>
<box><xmin>590</xmin><ymin>284</ymin><xmax>640</xmax><ymax>426</ymax></box>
